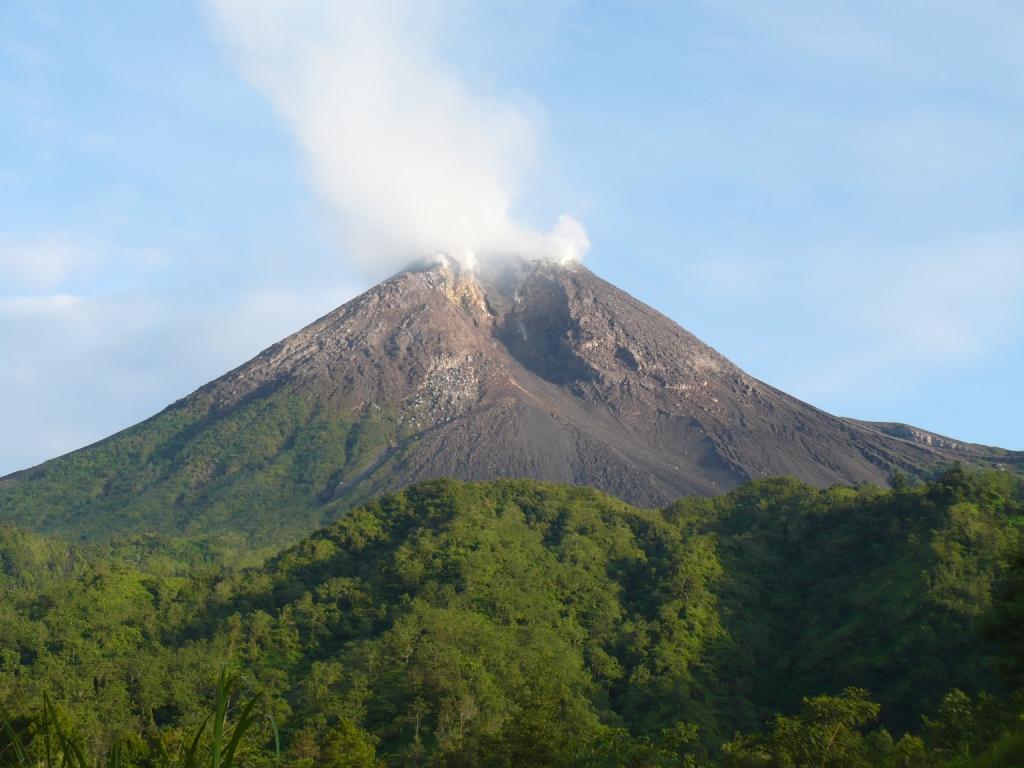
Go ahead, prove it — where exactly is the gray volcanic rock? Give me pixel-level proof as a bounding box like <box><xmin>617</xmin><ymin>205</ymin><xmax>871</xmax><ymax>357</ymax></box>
<box><xmin>176</xmin><ymin>255</ymin><xmax>1017</xmax><ymax>504</ymax></box>
<box><xmin>2</xmin><ymin>254</ymin><xmax>1018</xmax><ymax>542</ymax></box>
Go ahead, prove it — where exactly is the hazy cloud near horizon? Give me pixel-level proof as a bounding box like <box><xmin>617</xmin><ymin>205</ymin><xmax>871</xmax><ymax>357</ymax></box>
<box><xmin>0</xmin><ymin>278</ymin><xmax>357</xmax><ymax>474</ymax></box>
<box><xmin>207</xmin><ymin>0</ymin><xmax>589</xmax><ymax>273</ymax></box>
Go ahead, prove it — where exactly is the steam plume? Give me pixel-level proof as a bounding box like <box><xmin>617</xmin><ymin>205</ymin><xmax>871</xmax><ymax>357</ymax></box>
<box><xmin>208</xmin><ymin>1</ymin><xmax>589</xmax><ymax>273</ymax></box>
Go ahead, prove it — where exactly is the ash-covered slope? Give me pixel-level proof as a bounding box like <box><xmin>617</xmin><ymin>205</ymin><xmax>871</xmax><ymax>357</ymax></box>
<box><xmin>1</xmin><ymin>256</ymin><xmax>1017</xmax><ymax>543</ymax></box>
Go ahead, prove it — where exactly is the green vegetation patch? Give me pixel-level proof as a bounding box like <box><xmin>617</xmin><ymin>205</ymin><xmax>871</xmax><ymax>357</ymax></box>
<box><xmin>1</xmin><ymin>469</ymin><xmax>1022</xmax><ymax>765</ymax></box>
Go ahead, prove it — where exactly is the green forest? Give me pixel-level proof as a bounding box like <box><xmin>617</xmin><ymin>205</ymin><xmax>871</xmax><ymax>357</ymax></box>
<box><xmin>2</xmin><ymin>467</ymin><xmax>1023</xmax><ymax>766</ymax></box>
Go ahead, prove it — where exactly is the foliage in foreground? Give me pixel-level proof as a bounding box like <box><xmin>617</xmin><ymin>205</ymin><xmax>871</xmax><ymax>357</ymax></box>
<box><xmin>1</xmin><ymin>671</ymin><xmax>277</xmax><ymax>768</ymax></box>
<box><xmin>4</xmin><ymin>685</ymin><xmax>1024</xmax><ymax>767</ymax></box>
<box><xmin>1</xmin><ymin>467</ymin><xmax>1022</xmax><ymax>765</ymax></box>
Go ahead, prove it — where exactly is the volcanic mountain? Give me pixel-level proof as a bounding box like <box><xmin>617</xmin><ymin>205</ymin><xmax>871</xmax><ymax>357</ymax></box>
<box><xmin>1</xmin><ymin>256</ymin><xmax>1019</xmax><ymax>545</ymax></box>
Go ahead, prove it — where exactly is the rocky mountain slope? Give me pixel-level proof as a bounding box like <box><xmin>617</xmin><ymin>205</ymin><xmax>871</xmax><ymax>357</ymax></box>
<box><xmin>1</xmin><ymin>255</ymin><xmax>1018</xmax><ymax>543</ymax></box>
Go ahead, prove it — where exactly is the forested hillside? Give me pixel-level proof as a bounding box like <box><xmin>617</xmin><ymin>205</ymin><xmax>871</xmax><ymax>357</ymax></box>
<box><xmin>2</xmin><ymin>467</ymin><xmax>1022</xmax><ymax>766</ymax></box>
<box><xmin>0</xmin><ymin>390</ymin><xmax>382</xmax><ymax>555</ymax></box>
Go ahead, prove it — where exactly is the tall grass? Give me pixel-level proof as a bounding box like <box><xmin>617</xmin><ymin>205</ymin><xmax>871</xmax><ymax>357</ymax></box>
<box><xmin>0</xmin><ymin>670</ymin><xmax>278</xmax><ymax>768</ymax></box>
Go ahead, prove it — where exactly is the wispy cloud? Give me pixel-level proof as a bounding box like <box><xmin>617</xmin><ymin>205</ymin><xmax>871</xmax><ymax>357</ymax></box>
<box><xmin>851</xmin><ymin>111</ymin><xmax>1023</xmax><ymax>202</ymax></box>
<box><xmin>0</xmin><ymin>293</ymin><xmax>85</xmax><ymax>316</ymax></box>
<box><xmin>0</xmin><ymin>238</ymin><xmax>95</xmax><ymax>290</ymax></box>
<box><xmin>715</xmin><ymin>0</ymin><xmax>899</xmax><ymax>66</ymax></box>
<box><xmin>683</xmin><ymin>232</ymin><xmax>1024</xmax><ymax>408</ymax></box>
<box><xmin>856</xmin><ymin>243</ymin><xmax>1024</xmax><ymax>360</ymax></box>
<box><xmin>0</xmin><ymin>276</ymin><xmax>359</xmax><ymax>475</ymax></box>
<box><xmin>773</xmin><ymin>237</ymin><xmax>1024</xmax><ymax>403</ymax></box>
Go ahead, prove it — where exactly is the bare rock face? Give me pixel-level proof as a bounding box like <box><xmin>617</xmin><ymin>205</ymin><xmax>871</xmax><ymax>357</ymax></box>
<box><xmin>179</xmin><ymin>254</ymin><xmax>1018</xmax><ymax>506</ymax></box>
<box><xmin>3</xmin><ymin>253</ymin><xmax>1018</xmax><ymax>544</ymax></box>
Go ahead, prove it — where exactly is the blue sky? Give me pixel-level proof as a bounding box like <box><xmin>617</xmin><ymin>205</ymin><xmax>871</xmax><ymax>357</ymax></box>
<box><xmin>1</xmin><ymin>1</ymin><xmax>1022</xmax><ymax>475</ymax></box>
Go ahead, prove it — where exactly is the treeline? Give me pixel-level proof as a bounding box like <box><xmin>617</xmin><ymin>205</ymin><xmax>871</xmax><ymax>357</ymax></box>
<box><xmin>1</xmin><ymin>467</ymin><xmax>1022</xmax><ymax>766</ymax></box>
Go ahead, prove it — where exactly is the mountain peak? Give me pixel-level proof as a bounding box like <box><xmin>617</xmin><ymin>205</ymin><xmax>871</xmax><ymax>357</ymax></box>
<box><xmin>188</xmin><ymin>259</ymin><xmax>1021</xmax><ymax>509</ymax></box>
<box><xmin>2</xmin><ymin>259</ymin><xmax>1019</xmax><ymax>544</ymax></box>
<box><xmin>402</xmin><ymin>251</ymin><xmax>583</xmax><ymax>315</ymax></box>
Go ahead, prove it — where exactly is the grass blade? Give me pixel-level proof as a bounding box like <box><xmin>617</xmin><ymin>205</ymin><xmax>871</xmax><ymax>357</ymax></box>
<box><xmin>182</xmin><ymin>711</ymin><xmax>213</xmax><ymax>768</ymax></box>
<box><xmin>212</xmin><ymin>669</ymin><xmax>231</xmax><ymax>768</ymax></box>
<box><xmin>268</xmin><ymin>710</ymin><xmax>280</xmax><ymax>768</ymax></box>
<box><xmin>221</xmin><ymin>694</ymin><xmax>260</xmax><ymax>767</ymax></box>
<box><xmin>2</xmin><ymin>721</ymin><xmax>29</xmax><ymax>764</ymax></box>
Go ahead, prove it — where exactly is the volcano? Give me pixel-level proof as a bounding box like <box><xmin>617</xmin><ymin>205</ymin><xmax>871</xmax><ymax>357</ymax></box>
<box><xmin>1</xmin><ymin>256</ymin><xmax>1019</xmax><ymax>544</ymax></box>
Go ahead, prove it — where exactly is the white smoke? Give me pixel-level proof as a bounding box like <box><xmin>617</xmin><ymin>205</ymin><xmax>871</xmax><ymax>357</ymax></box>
<box><xmin>207</xmin><ymin>1</ymin><xmax>588</xmax><ymax>273</ymax></box>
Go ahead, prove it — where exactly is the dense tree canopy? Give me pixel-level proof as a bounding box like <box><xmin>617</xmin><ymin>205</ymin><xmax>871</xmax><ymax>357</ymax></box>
<box><xmin>1</xmin><ymin>468</ymin><xmax>1022</xmax><ymax>765</ymax></box>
